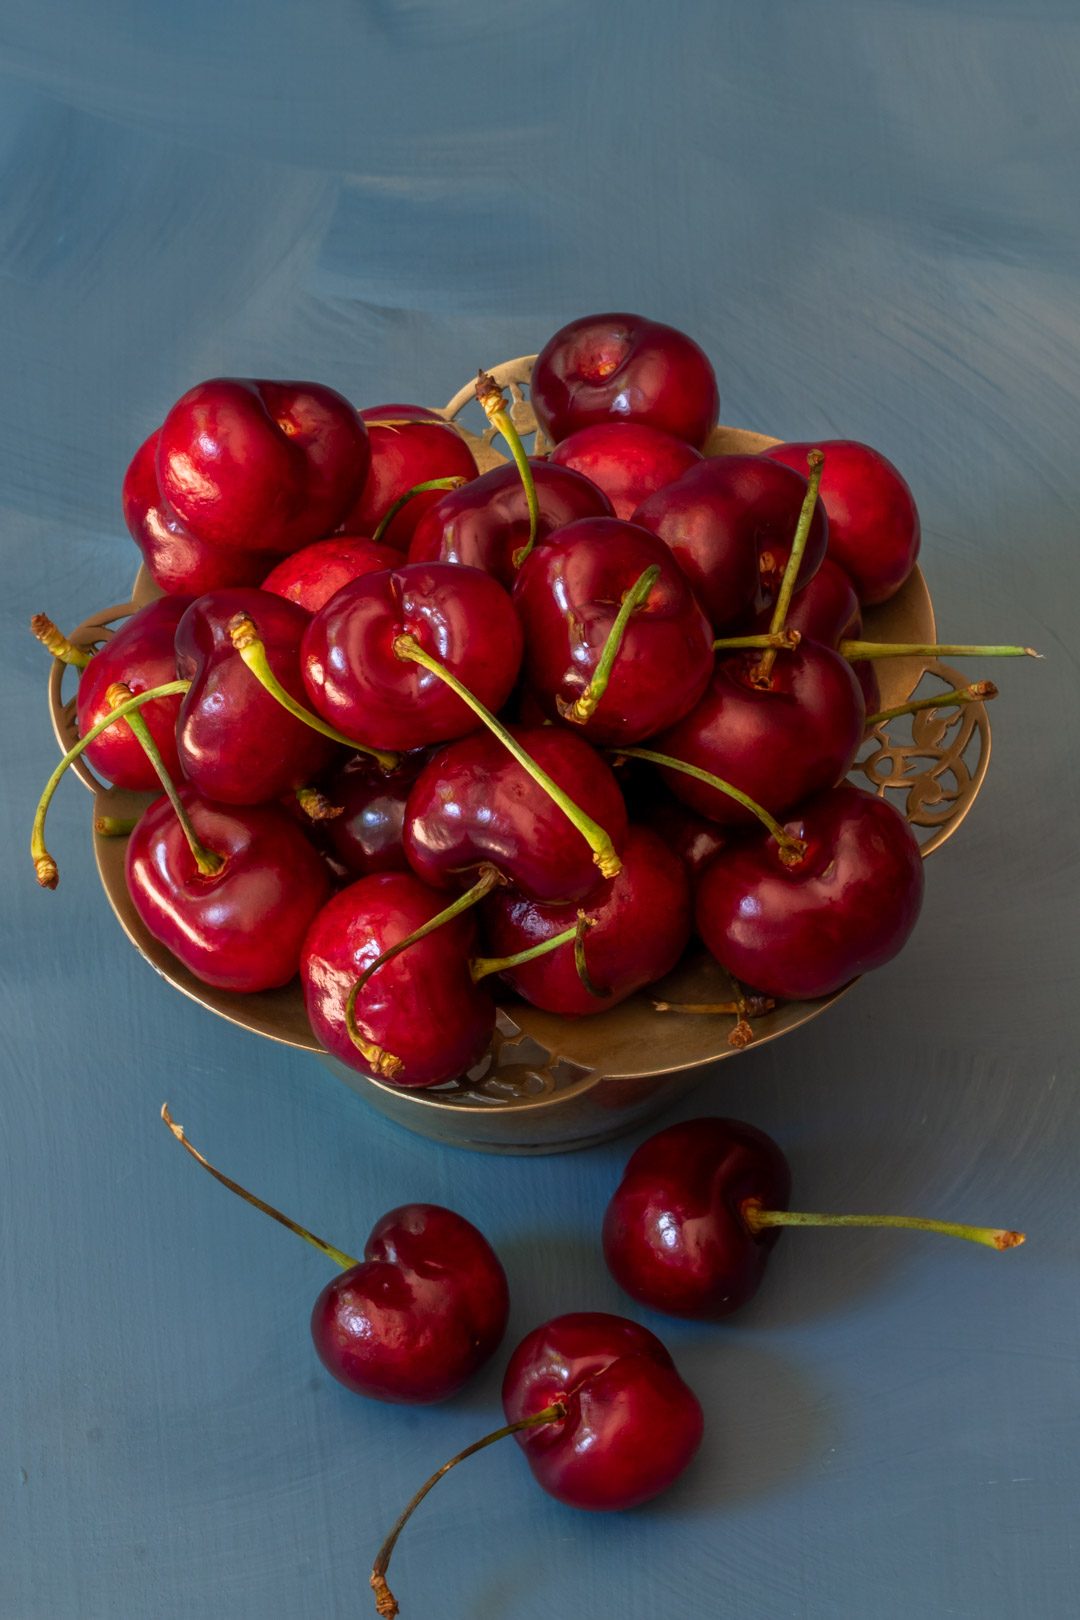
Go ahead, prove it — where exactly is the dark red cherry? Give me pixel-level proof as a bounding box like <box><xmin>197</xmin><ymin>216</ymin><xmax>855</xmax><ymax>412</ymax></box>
<box><xmin>549</xmin><ymin>423</ymin><xmax>703</xmax><ymax>521</ymax></box>
<box><xmin>176</xmin><ymin>588</ymin><xmax>338</xmax><ymax>804</ymax></box>
<box><xmin>762</xmin><ymin>439</ymin><xmax>920</xmax><ymax>605</ymax></box>
<box><xmin>335</xmin><ymin>404</ymin><xmax>478</xmax><ymax>548</ymax></box>
<box><xmin>655</xmin><ymin>642</ymin><xmax>866</xmax><ymax>827</ymax></box>
<box><xmin>632</xmin><ymin>454</ymin><xmax>828</xmax><ymax>629</ymax></box>
<box><xmin>126</xmin><ymin>788</ymin><xmax>330</xmax><ymax>990</ymax></box>
<box><xmin>603</xmin><ymin>1118</ymin><xmax>791</xmax><ymax>1317</ymax></box>
<box><xmin>311</xmin><ymin>1203</ymin><xmax>509</xmax><ymax>1404</ymax></box>
<box><xmin>512</xmin><ymin>518</ymin><xmax>713</xmax><ymax>745</ymax></box>
<box><xmin>481</xmin><ymin>825</ymin><xmax>691</xmax><ymax>1014</ymax></box>
<box><xmin>696</xmin><ymin>782</ymin><xmax>925</xmax><ymax>1000</ymax></box>
<box><xmin>407</xmin><ymin>458</ymin><xmax>612</xmax><ymax>587</ymax></box>
<box><xmin>641</xmin><ymin>797</ymin><xmax>726</xmax><ymax>880</ymax></box>
<box><xmin>301</xmin><ymin>563</ymin><xmax>522</xmax><ymax>752</ymax></box>
<box><xmin>404</xmin><ymin>726</ymin><xmax>628</xmax><ymax>903</ymax></box>
<box><xmin>156</xmin><ymin>378</ymin><xmax>370</xmax><ymax>553</ymax></box>
<box><xmin>301</xmin><ymin>871</ymin><xmax>495</xmax><ymax>1087</ymax></box>
<box><xmin>502</xmin><ymin>1312</ymin><xmax>704</xmax><ymax>1510</ymax></box>
<box><xmin>751</xmin><ymin>555</ymin><xmax>880</xmax><ymax>718</ymax></box>
<box><xmin>531</xmin><ymin>313</ymin><xmax>719</xmax><ymax>448</ymax></box>
<box><xmin>123</xmin><ymin>430</ymin><xmax>277</xmax><ymax>594</ymax></box>
<box><xmin>76</xmin><ymin>596</ymin><xmax>191</xmax><ymax>790</ymax></box>
<box><xmin>321</xmin><ymin>751</ymin><xmax>428</xmax><ymax>878</ymax></box>
<box><xmin>260</xmin><ymin>534</ymin><xmax>399</xmax><ymax>613</ymax></box>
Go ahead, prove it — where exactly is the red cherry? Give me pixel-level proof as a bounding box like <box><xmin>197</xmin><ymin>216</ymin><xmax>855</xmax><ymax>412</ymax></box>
<box><xmin>481</xmin><ymin>825</ymin><xmax>691</xmax><ymax>1014</ymax></box>
<box><xmin>404</xmin><ymin>726</ymin><xmax>628</xmax><ymax>903</ymax></box>
<box><xmin>511</xmin><ymin>517</ymin><xmax>714</xmax><ymax>745</ymax></box>
<box><xmin>321</xmin><ymin>752</ymin><xmax>429</xmax><ymax>878</ymax></box>
<box><xmin>123</xmin><ymin>430</ymin><xmax>277</xmax><ymax>594</ymax></box>
<box><xmin>632</xmin><ymin>453</ymin><xmax>828</xmax><ymax>628</ymax></box>
<box><xmin>641</xmin><ymin>797</ymin><xmax>726</xmax><ymax>881</ymax></box>
<box><xmin>336</xmin><ymin>405</ymin><xmax>478</xmax><ymax>548</ymax></box>
<box><xmin>762</xmin><ymin>439</ymin><xmax>920</xmax><ymax>605</ymax></box>
<box><xmin>76</xmin><ymin>597</ymin><xmax>191</xmax><ymax>790</ymax></box>
<box><xmin>532</xmin><ymin>313</ymin><xmax>719</xmax><ymax>448</ymax></box>
<box><xmin>301</xmin><ymin>563</ymin><xmax>523</xmax><ymax>752</ymax></box>
<box><xmin>750</xmin><ymin>555</ymin><xmax>880</xmax><ymax>718</ymax></box>
<box><xmin>603</xmin><ymin>1118</ymin><xmax>790</xmax><ymax>1317</ymax></box>
<box><xmin>156</xmin><ymin>378</ymin><xmax>370</xmax><ymax>553</ymax></box>
<box><xmin>696</xmin><ymin>782</ymin><xmax>925</xmax><ymax>1000</ymax></box>
<box><xmin>407</xmin><ymin>458</ymin><xmax>612</xmax><ymax>586</ymax></box>
<box><xmin>549</xmin><ymin>422</ymin><xmax>703</xmax><ymax>521</ymax></box>
<box><xmin>261</xmin><ymin>535</ymin><xmax>399</xmax><ymax>613</ymax></box>
<box><xmin>127</xmin><ymin>789</ymin><xmax>330</xmax><ymax>990</ymax></box>
<box><xmin>176</xmin><ymin>588</ymin><xmax>339</xmax><ymax>804</ymax></box>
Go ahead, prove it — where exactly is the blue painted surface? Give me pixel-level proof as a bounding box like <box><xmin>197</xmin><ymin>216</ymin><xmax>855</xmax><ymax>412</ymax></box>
<box><xmin>2</xmin><ymin>4</ymin><xmax>1078</xmax><ymax>1615</ymax></box>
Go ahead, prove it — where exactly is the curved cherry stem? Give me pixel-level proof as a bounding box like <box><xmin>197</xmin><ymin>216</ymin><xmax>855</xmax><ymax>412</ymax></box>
<box><xmin>654</xmin><ymin>990</ymin><xmax>775</xmax><ymax>1049</ymax></box>
<box><xmin>867</xmin><ymin>681</ymin><xmax>997</xmax><ymax>728</ymax></box>
<box><xmin>559</xmin><ymin>565</ymin><xmax>661</xmax><ymax>726</ymax></box>
<box><xmin>470</xmin><ymin>912</ymin><xmax>591</xmax><ymax>983</ymax></box>
<box><xmin>393</xmin><ymin>634</ymin><xmax>622</xmax><ymax>880</ymax></box>
<box><xmin>614</xmin><ymin>747</ymin><xmax>806</xmax><ymax>865</ymax></box>
<box><xmin>349</xmin><ymin>865</ymin><xmax>506</xmax><ymax>1002</ymax></box>
<box><xmin>475</xmin><ymin>370</ymin><xmax>541</xmax><ymax>567</ymax></box>
<box><xmin>295</xmin><ymin>786</ymin><xmax>343</xmax><ymax>822</ymax></box>
<box><xmin>107</xmin><ymin>682</ymin><xmax>223</xmax><ymax>876</ymax></box>
<box><xmin>227</xmin><ymin>615</ymin><xmax>399</xmax><ymax>772</ymax></box>
<box><xmin>31</xmin><ymin>677</ymin><xmax>190</xmax><ymax>889</ymax></box>
<box><xmin>742</xmin><ymin>1198</ymin><xmax>1024</xmax><ymax>1252</ymax></box>
<box><xmin>94</xmin><ymin>812</ymin><xmax>140</xmax><ymax>838</ymax></box>
<box><xmin>841</xmin><ymin>640</ymin><xmax>1040</xmax><ymax>662</ymax></box>
<box><xmin>370</xmin><ymin>1401</ymin><xmax>568</xmax><ymax>1620</ymax></box>
<box><xmin>712</xmin><ymin>630</ymin><xmax>801</xmax><ymax>653</ymax></box>
<box><xmin>573</xmin><ymin>912</ymin><xmax>608</xmax><ymax>999</ymax></box>
<box><xmin>161</xmin><ymin>1104</ymin><xmax>359</xmax><ymax>1270</ymax></box>
<box><xmin>755</xmin><ymin>448</ymin><xmax>824</xmax><ymax>684</ymax></box>
<box><xmin>371</xmin><ymin>476</ymin><xmax>469</xmax><ymax>544</ymax></box>
<box><xmin>30</xmin><ymin>612</ymin><xmax>92</xmax><ymax>668</ymax></box>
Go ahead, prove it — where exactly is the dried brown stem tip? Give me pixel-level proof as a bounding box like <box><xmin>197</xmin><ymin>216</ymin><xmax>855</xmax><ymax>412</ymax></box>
<box><xmin>474</xmin><ymin>369</ymin><xmax>507</xmax><ymax>418</ymax></box>
<box><xmin>30</xmin><ymin>613</ymin><xmax>91</xmax><ymax>668</ymax></box>
<box><xmin>296</xmin><ymin>786</ymin><xmax>344</xmax><ymax>822</ymax></box>
<box><xmin>227</xmin><ymin>613</ymin><xmax>259</xmax><ymax>652</ymax></box>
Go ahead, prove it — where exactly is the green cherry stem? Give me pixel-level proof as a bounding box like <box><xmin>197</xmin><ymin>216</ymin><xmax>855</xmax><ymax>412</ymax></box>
<box><xmin>371</xmin><ymin>476</ymin><xmax>469</xmax><ymax>544</ymax></box>
<box><xmin>475</xmin><ymin>370</ymin><xmax>541</xmax><ymax>567</ymax></box>
<box><xmin>712</xmin><ymin>629</ymin><xmax>801</xmax><ymax>653</ymax></box>
<box><xmin>841</xmin><ymin>640</ymin><xmax>1041</xmax><ymax>662</ymax></box>
<box><xmin>559</xmin><ymin>565</ymin><xmax>662</xmax><ymax>726</ymax></box>
<box><xmin>161</xmin><ymin>1105</ymin><xmax>359</xmax><ymax>1270</ymax></box>
<box><xmin>755</xmin><ymin>447</ymin><xmax>824</xmax><ymax>683</ymax></box>
<box><xmin>470</xmin><ymin>914</ymin><xmax>585</xmax><ymax>983</ymax></box>
<box><xmin>350</xmin><ymin>865</ymin><xmax>506</xmax><ymax>1001</ymax></box>
<box><xmin>614</xmin><ymin>746</ymin><xmax>806</xmax><ymax>865</ymax></box>
<box><xmin>393</xmin><ymin>634</ymin><xmax>622</xmax><ymax>880</ymax></box>
<box><xmin>31</xmin><ymin>677</ymin><xmax>190</xmax><ymax>888</ymax></box>
<box><xmin>370</xmin><ymin>1401</ymin><xmax>569</xmax><ymax>1620</ymax></box>
<box><xmin>106</xmin><ymin>682</ymin><xmax>223</xmax><ymax>876</ymax></box>
<box><xmin>227</xmin><ymin>615</ymin><xmax>399</xmax><ymax>771</ymax></box>
<box><xmin>30</xmin><ymin>612</ymin><xmax>93</xmax><ymax>668</ymax></box>
<box><xmin>742</xmin><ymin>1198</ymin><xmax>1025</xmax><ymax>1252</ymax></box>
<box><xmin>867</xmin><ymin>681</ymin><xmax>997</xmax><ymax>728</ymax></box>
<box><xmin>94</xmin><ymin>813</ymin><xmax>140</xmax><ymax>838</ymax></box>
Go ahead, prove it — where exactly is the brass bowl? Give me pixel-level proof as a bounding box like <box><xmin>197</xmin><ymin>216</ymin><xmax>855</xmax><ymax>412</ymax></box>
<box><xmin>48</xmin><ymin>357</ymin><xmax>990</xmax><ymax>1153</ymax></box>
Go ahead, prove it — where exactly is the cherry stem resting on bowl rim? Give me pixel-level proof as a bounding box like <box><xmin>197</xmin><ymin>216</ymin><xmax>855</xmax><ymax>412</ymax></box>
<box><xmin>866</xmin><ymin>681</ymin><xmax>997</xmax><ymax>728</ymax></box>
<box><xmin>558</xmin><ymin>564</ymin><xmax>662</xmax><ymax>725</ymax></box>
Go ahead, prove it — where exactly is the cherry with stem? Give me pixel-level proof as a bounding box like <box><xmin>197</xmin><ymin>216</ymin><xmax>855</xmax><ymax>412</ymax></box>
<box><xmin>753</xmin><ymin>448</ymin><xmax>824</xmax><ymax>685</ymax></box>
<box><xmin>558</xmin><ymin>563</ymin><xmax>661</xmax><ymax>725</ymax></box>
<box><xmin>614</xmin><ymin>745</ymin><xmax>807</xmax><ymax>864</ymax></box>
<box><xmin>106</xmin><ymin>681</ymin><xmax>223</xmax><ymax>875</ymax></box>
<box><xmin>474</xmin><ymin>371</ymin><xmax>540</xmax><ymax>566</ymax></box>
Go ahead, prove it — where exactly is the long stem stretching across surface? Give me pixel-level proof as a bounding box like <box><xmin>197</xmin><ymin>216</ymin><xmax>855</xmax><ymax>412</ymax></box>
<box><xmin>742</xmin><ymin>1200</ymin><xmax>1024</xmax><ymax>1251</ymax></box>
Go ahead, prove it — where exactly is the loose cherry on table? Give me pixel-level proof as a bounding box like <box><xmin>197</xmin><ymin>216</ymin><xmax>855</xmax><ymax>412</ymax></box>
<box><xmin>261</xmin><ymin>535</ymin><xmax>401</xmax><ymax>614</ymax></box>
<box><xmin>603</xmin><ymin>1117</ymin><xmax>1024</xmax><ymax>1319</ymax></box>
<box><xmin>337</xmin><ymin>404</ymin><xmax>479</xmax><ymax>548</ymax></box>
<box><xmin>531</xmin><ymin>312</ymin><xmax>720</xmax><ymax>448</ymax></box>
<box><xmin>549</xmin><ymin>421</ymin><xmax>703</xmax><ymax>521</ymax></box>
<box><xmin>370</xmin><ymin>1310</ymin><xmax>704</xmax><ymax>1618</ymax></box>
<box><xmin>161</xmin><ymin>1106</ymin><xmax>509</xmax><ymax>1401</ymax></box>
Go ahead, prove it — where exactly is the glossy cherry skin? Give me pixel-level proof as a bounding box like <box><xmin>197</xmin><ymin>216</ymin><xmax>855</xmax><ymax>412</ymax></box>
<box><xmin>502</xmin><ymin>1312</ymin><xmax>704</xmax><ymax>1511</ymax></box>
<box><xmin>301</xmin><ymin>563</ymin><xmax>522</xmax><ymax>752</ymax></box>
<box><xmin>603</xmin><ymin>1118</ymin><xmax>791</xmax><ymax>1317</ymax></box>
<box><xmin>336</xmin><ymin>405</ymin><xmax>478</xmax><ymax>549</ymax></box>
<box><xmin>762</xmin><ymin>439</ymin><xmax>920</xmax><ymax>605</ymax></box>
<box><xmin>481</xmin><ymin>825</ymin><xmax>691</xmax><ymax>1015</ymax></box>
<box><xmin>156</xmin><ymin>378</ymin><xmax>370</xmax><ymax>553</ymax></box>
<box><xmin>404</xmin><ymin>726</ymin><xmax>629</xmax><ymax>903</ymax></box>
<box><xmin>301</xmin><ymin>871</ymin><xmax>494</xmax><ymax>1087</ymax></box>
<box><xmin>531</xmin><ymin>313</ymin><xmax>720</xmax><ymax>449</ymax></box>
<box><xmin>321</xmin><ymin>751</ymin><xmax>428</xmax><ymax>878</ymax></box>
<box><xmin>549</xmin><ymin>423</ymin><xmax>703</xmax><ymax>521</ymax></box>
<box><xmin>654</xmin><ymin>641</ymin><xmax>866</xmax><ymax>828</ymax></box>
<box><xmin>123</xmin><ymin>430</ymin><xmax>277</xmax><ymax>594</ymax></box>
<box><xmin>407</xmin><ymin>458</ymin><xmax>612</xmax><ymax>588</ymax></box>
<box><xmin>511</xmin><ymin>518</ymin><xmax>713</xmax><ymax>746</ymax></box>
<box><xmin>696</xmin><ymin>782</ymin><xmax>925</xmax><ymax>1000</ymax></box>
<box><xmin>76</xmin><ymin>596</ymin><xmax>191</xmax><ymax>790</ymax></box>
<box><xmin>641</xmin><ymin>797</ymin><xmax>726</xmax><ymax>881</ymax></box>
<box><xmin>310</xmin><ymin>1203</ymin><xmax>509</xmax><ymax>1404</ymax></box>
<box><xmin>260</xmin><ymin>534</ymin><xmax>398</xmax><ymax>613</ymax></box>
<box><xmin>751</xmin><ymin>555</ymin><xmax>879</xmax><ymax>718</ymax></box>
<box><xmin>632</xmin><ymin>454</ymin><xmax>828</xmax><ymax>630</ymax></box>
<box><xmin>126</xmin><ymin>788</ymin><xmax>331</xmax><ymax>990</ymax></box>
<box><xmin>176</xmin><ymin>588</ymin><xmax>339</xmax><ymax>804</ymax></box>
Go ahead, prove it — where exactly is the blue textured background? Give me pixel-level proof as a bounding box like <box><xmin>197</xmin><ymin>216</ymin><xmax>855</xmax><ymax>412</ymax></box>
<box><xmin>3</xmin><ymin>4</ymin><xmax>1078</xmax><ymax>1616</ymax></box>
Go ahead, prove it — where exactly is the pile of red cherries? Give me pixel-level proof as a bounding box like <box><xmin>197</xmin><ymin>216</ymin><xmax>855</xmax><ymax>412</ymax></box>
<box><xmin>34</xmin><ymin>312</ymin><xmax>1034</xmax><ymax>1084</ymax></box>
